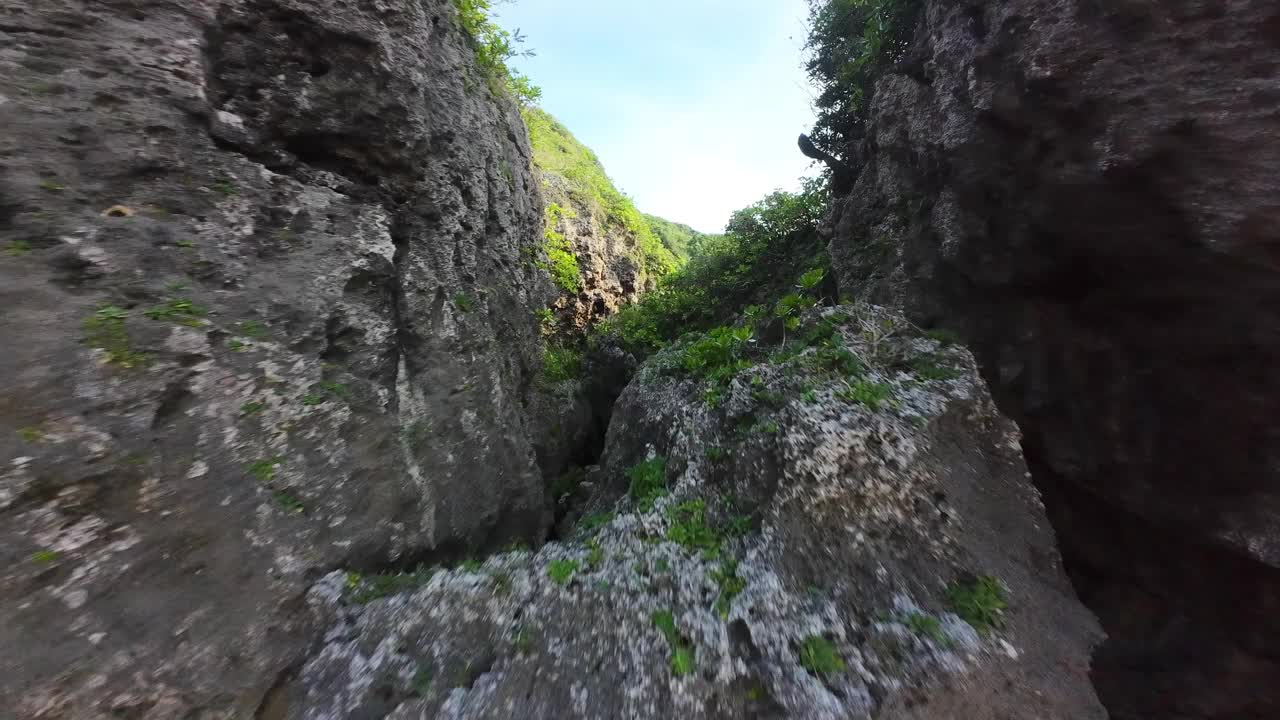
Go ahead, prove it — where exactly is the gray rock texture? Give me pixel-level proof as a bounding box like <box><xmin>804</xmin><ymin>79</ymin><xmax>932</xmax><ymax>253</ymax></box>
<box><xmin>826</xmin><ymin>1</ymin><xmax>1280</xmax><ymax>717</ymax></box>
<box><xmin>0</xmin><ymin>0</ymin><xmax>553</xmax><ymax>716</ymax></box>
<box><xmin>292</xmin><ymin>306</ymin><xmax>1105</xmax><ymax>719</ymax></box>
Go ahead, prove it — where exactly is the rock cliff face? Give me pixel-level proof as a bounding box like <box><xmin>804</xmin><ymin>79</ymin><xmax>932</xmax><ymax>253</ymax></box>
<box><xmin>0</xmin><ymin>0</ymin><xmax>553</xmax><ymax>715</ymax></box>
<box><xmin>292</xmin><ymin>305</ymin><xmax>1104</xmax><ymax>719</ymax></box>
<box><xmin>828</xmin><ymin>1</ymin><xmax>1280</xmax><ymax>717</ymax></box>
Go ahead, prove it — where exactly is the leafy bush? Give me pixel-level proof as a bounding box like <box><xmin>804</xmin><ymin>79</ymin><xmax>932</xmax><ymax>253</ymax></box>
<box><xmin>540</xmin><ymin>202</ymin><xmax>581</xmax><ymax>293</ymax></box>
<box><xmin>598</xmin><ymin>178</ymin><xmax>829</xmax><ymax>357</ymax></box>
<box><xmin>453</xmin><ymin>0</ymin><xmax>541</xmax><ymax>104</ymax></box>
<box><xmin>805</xmin><ymin>0</ymin><xmax>924</xmax><ymax>155</ymax></box>
<box><xmin>542</xmin><ymin>345</ymin><xmax>583</xmax><ymax>383</ymax></box>
<box><xmin>946</xmin><ymin>575</ymin><xmax>1007</xmax><ymax>632</ymax></box>
<box><xmin>798</xmin><ymin>635</ymin><xmax>846</xmax><ymax>675</ymax></box>
<box><xmin>680</xmin><ymin>326</ymin><xmax>754</xmax><ymax>382</ymax></box>
<box><xmin>626</xmin><ymin>456</ymin><xmax>668</xmax><ymax>511</ymax></box>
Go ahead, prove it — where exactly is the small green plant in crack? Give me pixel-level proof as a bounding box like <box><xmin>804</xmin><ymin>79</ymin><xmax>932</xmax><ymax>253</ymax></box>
<box><xmin>838</xmin><ymin>379</ymin><xmax>894</xmax><ymax>410</ymax></box>
<box><xmin>345</xmin><ymin>567</ymin><xmax>435</xmax><ymax>605</ymax></box>
<box><xmin>652</xmin><ymin>610</ymin><xmax>696</xmax><ymax>676</ymax></box>
<box><xmin>904</xmin><ymin>612</ymin><xmax>948</xmax><ymax>644</ymax></box>
<box><xmin>453</xmin><ymin>293</ymin><xmax>476</xmax><ymax>312</ymax></box>
<box><xmin>800</xmin><ymin>387</ymin><xmax>818</xmax><ymax>404</ymax></box>
<box><xmin>580</xmin><ymin>510</ymin><xmax>615</xmax><ymax>532</ymax></box>
<box><xmin>400</xmin><ymin>419</ymin><xmax>432</xmax><ymax>451</ymax></box>
<box><xmin>681</xmin><ymin>326</ymin><xmax>754</xmax><ymax>382</ymax></box>
<box><xmin>460</xmin><ymin>558</ymin><xmax>484</xmax><ymax>573</ymax></box>
<box><xmin>211</xmin><ymin>179</ymin><xmax>237</xmax><ymax>196</ymax></box>
<box><xmin>83</xmin><ymin>305</ymin><xmax>148</xmax><ymax>368</ymax></box>
<box><xmin>586</xmin><ymin>537</ymin><xmax>605</xmax><ymax>569</ymax></box>
<box><xmin>227</xmin><ymin>338</ymin><xmax>247</xmax><ymax>352</ymax></box>
<box><xmin>144</xmin><ymin>298</ymin><xmax>207</xmax><ymax>327</ymax></box>
<box><xmin>31</xmin><ymin>550</ymin><xmax>60</xmax><ymax>564</ymax></box>
<box><xmin>924</xmin><ymin>328</ymin><xmax>961</xmax><ymax>347</ymax></box>
<box><xmin>6</xmin><ymin>240</ymin><xmax>32</xmax><ymax>256</ymax></box>
<box><xmin>666</xmin><ymin>499</ymin><xmax>722</xmax><ymax>557</ymax></box>
<box><xmin>534</xmin><ymin>307</ymin><xmax>555</xmax><ymax>334</ymax></box>
<box><xmin>798</xmin><ymin>635</ymin><xmax>845</xmax><ymax>676</ymax></box>
<box><xmin>712</xmin><ymin>559</ymin><xmax>747</xmax><ymax>618</ymax></box>
<box><xmin>174</xmin><ymin>238</ymin><xmax>196</xmax><ymax>249</ymax></box>
<box><xmin>272</xmin><ymin>490</ymin><xmax>305</xmax><ymax>514</ymax></box>
<box><xmin>701</xmin><ymin>385</ymin><xmax>724</xmax><ymax>409</ymax></box>
<box><xmin>547</xmin><ymin>558</ymin><xmax>579</xmax><ymax>586</ymax></box>
<box><xmin>910</xmin><ymin>355</ymin><xmax>962</xmax><ymax>381</ymax></box>
<box><xmin>627</xmin><ymin>456</ymin><xmax>668</xmax><ymax>511</ymax></box>
<box><xmin>236</xmin><ymin>320</ymin><xmax>268</xmax><ymax>338</ymax></box>
<box><xmin>301</xmin><ymin>394</ymin><xmax>325</xmax><ymax>406</ymax></box>
<box><xmin>542</xmin><ymin>345</ymin><xmax>583</xmax><ymax>383</ymax></box>
<box><xmin>705</xmin><ymin>446</ymin><xmax>727</xmax><ymax>462</ymax></box>
<box><xmin>39</xmin><ymin>179</ymin><xmax>66</xmax><ymax>192</ymax></box>
<box><xmin>247</xmin><ymin>457</ymin><xmax>283</xmax><ymax>482</ymax></box>
<box><xmin>410</xmin><ymin>665</ymin><xmax>433</xmax><ymax>697</ymax></box>
<box><xmin>512</xmin><ymin>625</ymin><xmax>536</xmax><ymax>654</ymax></box>
<box><xmin>303</xmin><ymin>381</ymin><xmax>348</xmax><ymax>406</ymax></box>
<box><xmin>946</xmin><ymin>575</ymin><xmax>1007</xmax><ymax>633</ymax></box>
<box><xmin>810</xmin><ymin>345</ymin><xmax>865</xmax><ymax>377</ymax></box>
<box><xmin>17</xmin><ymin>426</ymin><xmax>44</xmax><ymax>443</ymax></box>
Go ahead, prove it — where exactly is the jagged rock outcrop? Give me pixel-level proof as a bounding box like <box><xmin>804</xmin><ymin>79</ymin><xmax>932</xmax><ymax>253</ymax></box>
<box><xmin>0</xmin><ymin>0</ymin><xmax>553</xmax><ymax>715</ymax></box>
<box><xmin>291</xmin><ymin>306</ymin><xmax>1104</xmax><ymax>719</ymax></box>
<box><xmin>827</xmin><ymin>1</ymin><xmax>1280</xmax><ymax>717</ymax></box>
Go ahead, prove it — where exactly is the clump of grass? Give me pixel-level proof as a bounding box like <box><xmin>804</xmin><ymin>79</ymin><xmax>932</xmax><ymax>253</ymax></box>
<box><xmin>31</xmin><ymin>550</ymin><xmax>60</xmax><ymax>564</ymax></box>
<box><xmin>39</xmin><ymin>179</ymin><xmax>66</xmax><ymax>192</ymax></box>
<box><xmin>227</xmin><ymin>339</ymin><xmax>247</xmax><ymax>352</ymax></box>
<box><xmin>460</xmin><ymin>558</ymin><xmax>484</xmax><ymax>573</ymax></box>
<box><xmin>453</xmin><ymin>293</ymin><xmax>476</xmax><ymax>312</ymax></box>
<box><xmin>838</xmin><ymin>379</ymin><xmax>894</xmax><ymax>410</ymax></box>
<box><xmin>580</xmin><ymin>510</ymin><xmax>615</xmax><ymax>532</ymax></box>
<box><xmin>910</xmin><ymin>355</ymin><xmax>962</xmax><ymax>381</ymax></box>
<box><xmin>586</xmin><ymin>537</ymin><xmax>605</xmax><ymax>569</ymax></box>
<box><xmin>410</xmin><ymin>666</ymin><xmax>433</xmax><ymax>696</ymax></box>
<box><xmin>539</xmin><ymin>203</ymin><xmax>580</xmax><ymax>293</ymax></box>
<box><xmin>666</xmin><ymin>499</ymin><xmax>721</xmax><ymax>556</ymax></box>
<box><xmin>344</xmin><ymin>567</ymin><xmax>435</xmax><ymax>605</ymax></box>
<box><xmin>6</xmin><ymin>240</ymin><xmax>32</xmax><ymax>256</ymax></box>
<box><xmin>627</xmin><ymin>456</ymin><xmax>668</xmax><ymax>511</ymax></box>
<box><xmin>236</xmin><ymin>320</ymin><xmax>268</xmax><ymax>338</ymax></box>
<box><xmin>904</xmin><ymin>612</ymin><xmax>947</xmax><ymax>643</ymax></box>
<box><xmin>272</xmin><ymin>491</ymin><xmax>305</xmax><ymax>514</ymax></box>
<box><xmin>247</xmin><ymin>457</ymin><xmax>283</xmax><ymax>482</ymax></box>
<box><xmin>17</xmin><ymin>426</ymin><xmax>44</xmax><ymax>443</ymax></box>
<box><xmin>211</xmin><ymin>179</ymin><xmax>237</xmax><ymax>196</ymax></box>
<box><xmin>547</xmin><ymin>558</ymin><xmax>579</xmax><ymax>586</ymax></box>
<box><xmin>798</xmin><ymin>635</ymin><xmax>845</xmax><ymax>676</ymax></box>
<box><xmin>946</xmin><ymin>575</ymin><xmax>1007</xmax><ymax>632</ymax></box>
<box><xmin>511</xmin><ymin>625</ymin><xmax>536</xmax><ymax>654</ymax></box>
<box><xmin>652</xmin><ymin>610</ymin><xmax>696</xmax><ymax>676</ymax></box>
<box><xmin>542</xmin><ymin>345</ymin><xmax>583</xmax><ymax>383</ymax></box>
<box><xmin>83</xmin><ymin>305</ymin><xmax>148</xmax><ymax>368</ymax></box>
<box><xmin>712</xmin><ymin>559</ymin><xmax>747</xmax><ymax>618</ymax></box>
<box><xmin>144</xmin><ymin>298</ymin><xmax>207</xmax><ymax>327</ymax></box>
<box><xmin>705</xmin><ymin>446</ymin><xmax>727</xmax><ymax>462</ymax></box>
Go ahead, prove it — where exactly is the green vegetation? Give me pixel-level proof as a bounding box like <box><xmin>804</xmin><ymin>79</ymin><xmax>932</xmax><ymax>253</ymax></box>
<box><xmin>665</xmin><ymin>499</ymin><xmax>721</xmax><ymax>556</ymax></box>
<box><xmin>652</xmin><ymin>610</ymin><xmax>696</xmax><ymax>676</ymax></box>
<box><xmin>905</xmin><ymin>612</ymin><xmax>947</xmax><ymax>643</ymax></box>
<box><xmin>542</xmin><ymin>345</ymin><xmax>583</xmax><ymax>383</ymax></box>
<box><xmin>946</xmin><ymin>575</ymin><xmax>1007</xmax><ymax>633</ymax></box>
<box><xmin>39</xmin><ymin>179</ymin><xmax>65</xmax><ymax>192</ymax></box>
<box><xmin>461</xmin><ymin>559</ymin><xmax>484</xmax><ymax>573</ymax></box>
<box><xmin>547</xmin><ymin>558</ymin><xmax>579</xmax><ymax>586</ymax></box>
<box><xmin>143</xmin><ymin>298</ymin><xmax>207</xmax><ymax>327</ymax></box>
<box><xmin>550</xmin><ymin>466</ymin><xmax>586</xmax><ymax>502</ymax></box>
<box><xmin>524</xmin><ymin>107</ymin><xmax>678</xmax><ymax>278</ymax></box>
<box><xmin>236</xmin><ymin>320</ymin><xmax>268</xmax><ymax>338</ymax></box>
<box><xmin>598</xmin><ymin>179</ymin><xmax>827</xmax><ymax>357</ymax></box>
<box><xmin>511</xmin><ymin>625</ymin><xmax>536</xmax><ymax>654</ymax></box>
<box><xmin>212</xmin><ymin>179</ymin><xmax>237</xmax><ymax>196</ymax></box>
<box><xmin>910</xmin><ymin>354</ymin><xmax>962</xmax><ymax>381</ymax></box>
<box><xmin>585</xmin><ymin>537</ymin><xmax>605</xmax><ymax>569</ymax></box>
<box><xmin>540</xmin><ymin>203</ymin><xmax>581</xmax><ymax>293</ymax></box>
<box><xmin>31</xmin><ymin>550</ymin><xmax>60</xmax><ymax>564</ymax></box>
<box><xmin>924</xmin><ymin>328</ymin><xmax>961</xmax><ymax>346</ymax></box>
<box><xmin>453</xmin><ymin>293</ymin><xmax>476</xmax><ymax>312</ymax></box>
<box><xmin>643</xmin><ymin>214</ymin><xmax>717</xmax><ymax>263</ymax></box>
<box><xmin>712</xmin><ymin>560</ymin><xmax>747</xmax><ymax>618</ymax></box>
<box><xmin>83</xmin><ymin>305</ymin><xmax>148</xmax><ymax>368</ymax></box>
<box><xmin>680</xmin><ymin>326</ymin><xmax>754</xmax><ymax>382</ymax></box>
<box><xmin>6</xmin><ymin>240</ymin><xmax>31</xmax><ymax>256</ymax></box>
<box><xmin>805</xmin><ymin>0</ymin><xmax>925</xmax><ymax>155</ymax></box>
<box><xmin>240</xmin><ymin>402</ymin><xmax>265</xmax><ymax>416</ymax></box>
<box><xmin>838</xmin><ymin>379</ymin><xmax>894</xmax><ymax>410</ymax></box>
<box><xmin>798</xmin><ymin>635</ymin><xmax>845</xmax><ymax>675</ymax></box>
<box><xmin>453</xmin><ymin>0</ymin><xmax>541</xmax><ymax>104</ymax></box>
<box><xmin>344</xmin><ymin>567</ymin><xmax>435</xmax><ymax>605</ymax></box>
<box><xmin>227</xmin><ymin>339</ymin><xmax>247</xmax><ymax>352</ymax></box>
<box><xmin>272</xmin><ymin>491</ymin><xmax>305</xmax><ymax>514</ymax></box>
<box><xmin>581</xmin><ymin>510</ymin><xmax>615</xmax><ymax>531</ymax></box>
<box><xmin>17</xmin><ymin>426</ymin><xmax>43</xmax><ymax>443</ymax></box>
<box><xmin>410</xmin><ymin>666</ymin><xmax>433</xmax><ymax>696</ymax></box>
<box><xmin>626</xmin><ymin>456</ymin><xmax>668</xmax><ymax>511</ymax></box>
<box><xmin>247</xmin><ymin>457</ymin><xmax>282</xmax><ymax>482</ymax></box>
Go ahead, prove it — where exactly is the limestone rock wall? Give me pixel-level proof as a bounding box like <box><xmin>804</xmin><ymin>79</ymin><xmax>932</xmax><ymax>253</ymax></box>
<box><xmin>0</xmin><ymin>0</ymin><xmax>553</xmax><ymax>715</ymax></box>
<box><xmin>827</xmin><ymin>1</ymin><xmax>1280</xmax><ymax>717</ymax></box>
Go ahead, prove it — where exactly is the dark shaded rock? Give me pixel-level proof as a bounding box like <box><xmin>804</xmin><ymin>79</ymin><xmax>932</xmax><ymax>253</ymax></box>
<box><xmin>827</xmin><ymin>1</ymin><xmax>1280</xmax><ymax>717</ymax></box>
<box><xmin>0</xmin><ymin>0</ymin><xmax>552</xmax><ymax>715</ymax></box>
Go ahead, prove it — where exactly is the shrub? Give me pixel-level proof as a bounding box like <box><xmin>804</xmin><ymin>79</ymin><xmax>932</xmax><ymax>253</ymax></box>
<box><xmin>946</xmin><ymin>575</ymin><xmax>1007</xmax><ymax>632</ymax></box>
<box><xmin>540</xmin><ymin>203</ymin><xmax>580</xmax><ymax>293</ymax></box>
<box><xmin>798</xmin><ymin>635</ymin><xmax>845</xmax><ymax>675</ymax></box>
<box><xmin>453</xmin><ymin>0</ymin><xmax>541</xmax><ymax>104</ymax></box>
<box><xmin>542</xmin><ymin>345</ymin><xmax>583</xmax><ymax>383</ymax></box>
<box><xmin>626</xmin><ymin>456</ymin><xmax>668</xmax><ymax>511</ymax></box>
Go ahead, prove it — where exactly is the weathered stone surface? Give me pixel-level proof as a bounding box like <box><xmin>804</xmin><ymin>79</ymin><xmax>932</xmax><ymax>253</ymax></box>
<box><xmin>827</xmin><ymin>1</ymin><xmax>1280</xmax><ymax>717</ymax></box>
<box><xmin>294</xmin><ymin>306</ymin><xmax>1104</xmax><ymax>719</ymax></box>
<box><xmin>0</xmin><ymin>0</ymin><xmax>552</xmax><ymax>715</ymax></box>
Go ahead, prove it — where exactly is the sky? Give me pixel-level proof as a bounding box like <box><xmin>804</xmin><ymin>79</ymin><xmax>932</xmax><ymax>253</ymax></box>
<box><xmin>496</xmin><ymin>0</ymin><xmax>819</xmax><ymax>233</ymax></box>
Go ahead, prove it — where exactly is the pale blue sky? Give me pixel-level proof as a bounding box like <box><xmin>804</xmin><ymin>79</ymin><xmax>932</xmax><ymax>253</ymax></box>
<box><xmin>497</xmin><ymin>0</ymin><xmax>818</xmax><ymax>233</ymax></box>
